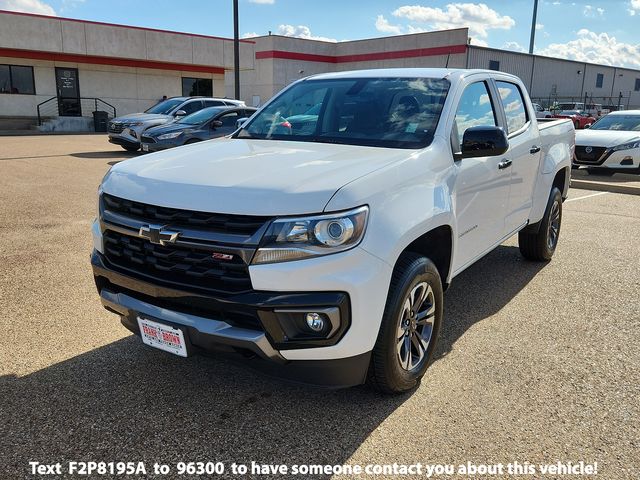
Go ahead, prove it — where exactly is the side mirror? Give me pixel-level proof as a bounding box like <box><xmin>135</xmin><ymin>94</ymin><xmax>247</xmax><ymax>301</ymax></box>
<box><xmin>174</xmin><ymin>110</ymin><xmax>187</xmax><ymax>117</ymax></box>
<box><xmin>236</xmin><ymin>117</ymin><xmax>249</xmax><ymax>129</ymax></box>
<box><xmin>460</xmin><ymin>126</ymin><xmax>509</xmax><ymax>159</ymax></box>
<box><xmin>211</xmin><ymin>120</ymin><xmax>223</xmax><ymax>129</ymax></box>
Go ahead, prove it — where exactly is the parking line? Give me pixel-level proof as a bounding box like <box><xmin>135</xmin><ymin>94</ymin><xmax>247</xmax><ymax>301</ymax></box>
<box><xmin>565</xmin><ymin>191</ymin><xmax>609</xmax><ymax>203</ymax></box>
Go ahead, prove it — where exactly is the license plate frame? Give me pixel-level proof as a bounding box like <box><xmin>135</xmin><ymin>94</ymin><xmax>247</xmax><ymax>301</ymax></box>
<box><xmin>137</xmin><ymin>316</ymin><xmax>189</xmax><ymax>357</ymax></box>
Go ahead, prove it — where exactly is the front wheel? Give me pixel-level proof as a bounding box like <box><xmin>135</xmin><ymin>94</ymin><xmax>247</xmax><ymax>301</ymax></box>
<box><xmin>368</xmin><ymin>253</ymin><xmax>443</xmax><ymax>394</ymax></box>
<box><xmin>518</xmin><ymin>187</ymin><xmax>562</xmax><ymax>261</ymax></box>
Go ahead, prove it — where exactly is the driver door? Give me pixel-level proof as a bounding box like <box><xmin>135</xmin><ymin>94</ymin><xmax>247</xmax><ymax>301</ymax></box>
<box><xmin>451</xmin><ymin>80</ymin><xmax>511</xmax><ymax>273</ymax></box>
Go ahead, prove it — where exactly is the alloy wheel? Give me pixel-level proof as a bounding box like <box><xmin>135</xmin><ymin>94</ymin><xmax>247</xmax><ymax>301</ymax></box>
<box><xmin>396</xmin><ymin>282</ymin><xmax>436</xmax><ymax>371</ymax></box>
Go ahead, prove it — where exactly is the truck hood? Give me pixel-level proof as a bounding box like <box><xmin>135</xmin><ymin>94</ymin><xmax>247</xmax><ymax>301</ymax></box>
<box><xmin>575</xmin><ymin>129</ymin><xmax>640</xmax><ymax>148</ymax></box>
<box><xmin>102</xmin><ymin>138</ymin><xmax>410</xmax><ymax>215</ymax></box>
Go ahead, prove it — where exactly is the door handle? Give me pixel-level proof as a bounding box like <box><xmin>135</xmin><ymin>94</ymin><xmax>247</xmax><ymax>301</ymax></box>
<box><xmin>530</xmin><ymin>145</ymin><xmax>541</xmax><ymax>154</ymax></box>
<box><xmin>498</xmin><ymin>159</ymin><xmax>512</xmax><ymax>169</ymax></box>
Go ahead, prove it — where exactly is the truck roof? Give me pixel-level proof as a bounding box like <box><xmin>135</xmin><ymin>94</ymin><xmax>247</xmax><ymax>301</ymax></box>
<box><xmin>305</xmin><ymin>68</ymin><xmax>522</xmax><ymax>83</ymax></box>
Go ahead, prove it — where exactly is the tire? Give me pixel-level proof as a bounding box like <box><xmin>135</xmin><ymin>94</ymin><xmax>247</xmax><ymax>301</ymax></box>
<box><xmin>518</xmin><ymin>187</ymin><xmax>562</xmax><ymax>261</ymax></box>
<box><xmin>122</xmin><ymin>145</ymin><xmax>139</xmax><ymax>152</ymax></box>
<box><xmin>368</xmin><ymin>252</ymin><xmax>443</xmax><ymax>394</ymax></box>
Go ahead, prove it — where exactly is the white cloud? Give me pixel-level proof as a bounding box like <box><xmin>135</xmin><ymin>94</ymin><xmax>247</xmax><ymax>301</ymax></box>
<box><xmin>276</xmin><ymin>24</ymin><xmax>337</xmax><ymax>43</ymax></box>
<box><xmin>0</xmin><ymin>0</ymin><xmax>55</xmax><ymax>15</ymax></box>
<box><xmin>375</xmin><ymin>14</ymin><xmax>403</xmax><ymax>35</ymax></box>
<box><xmin>60</xmin><ymin>0</ymin><xmax>84</xmax><ymax>13</ymax></box>
<box><xmin>242</xmin><ymin>32</ymin><xmax>260</xmax><ymax>39</ymax></box>
<box><xmin>583</xmin><ymin>5</ymin><xmax>604</xmax><ymax>17</ymax></box>
<box><xmin>502</xmin><ymin>41</ymin><xmax>526</xmax><ymax>52</ymax></box>
<box><xmin>248</xmin><ymin>0</ymin><xmax>275</xmax><ymax>3</ymax></box>
<box><xmin>392</xmin><ymin>3</ymin><xmax>515</xmax><ymax>39</ymax></box>
<box><xmin>470</xmin><ymin>37</ymin><xmax>488</xmax><ymax>47</ymax></box>
<box><xmin>536</xmin><ymin>23</ymin><xmax>544</xmax><ymax>30</ymax></box>
<box><xmin>537</xmin><ymin>29</ymin><xmax>640</xmax><ymax>69</ymax></box>
<box><xmin>630</xmin><ymin>0</ymin><xmax>640</xmax><ymax>14</ymax></box>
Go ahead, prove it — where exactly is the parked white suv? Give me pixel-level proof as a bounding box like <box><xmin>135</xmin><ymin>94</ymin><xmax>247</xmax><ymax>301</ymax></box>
<box><xmin>108</xmin><ymin>96</ymin><xmax>245</xmax><ymax>151</ymax></box>
<box><xmin>93</xmin><ymin>69</ymin><xmax>574</xmax><ymax>393</ymax></box>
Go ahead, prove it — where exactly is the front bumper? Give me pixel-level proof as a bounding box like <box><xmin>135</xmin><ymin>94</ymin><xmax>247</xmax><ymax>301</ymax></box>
<box><xmin>108</xmin><ymin>127</ymin><xmax>144</xmax><ymax>148</ymax></box>
<box><xmin>92</xmin><ymin>250</ymin><xmax>370</xmax><ymax>387</ymax></box>
<box><xmin>141</xmin><ymin>140</ymin><xmax>177</xmax><ymax>152</ymax></box>
<box><xmin>573</xmin><ymin>147</ymin><xmax>640</xmax><ymax>169</ymax></box>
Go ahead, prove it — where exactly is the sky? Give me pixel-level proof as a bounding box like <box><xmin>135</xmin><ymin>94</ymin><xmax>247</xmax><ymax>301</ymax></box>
<box><xmin>1</xmin><ymin>0</ymin><xmax>639</xmax><ymax>69</ymax></box>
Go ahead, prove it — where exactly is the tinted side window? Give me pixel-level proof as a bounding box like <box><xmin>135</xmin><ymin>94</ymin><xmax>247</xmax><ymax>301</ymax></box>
<box><xmin>205</xmin><ymin>100</ymin><xmax>224</xmax><ymax>107</ymax></box>
<box><xmin>496</xmin><ymin>81</ymin><xmax>528</xmax><ymax>134</ymax></box>
<box><xmin>218</xmin><ymin>111</ymin><xmax>239</xmax><ymax>127</ymax></box>
<box><xmin>180</xmin><ymin>100</ymin><xmax>203</xmax><ymax>115</ymax></box>
<box><xmin>454</xmin><ymin>81</ymin><xmax>497</xmax><ymax>150</ymax></box>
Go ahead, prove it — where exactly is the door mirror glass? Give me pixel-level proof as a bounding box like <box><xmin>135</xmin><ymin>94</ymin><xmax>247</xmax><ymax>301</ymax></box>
<box><xmin>174</xmin><ymin>110</ymin><xmax>187</xmax><ymax>117</ymax></box>
<box><xmin>584</xmin><ymin>123</ymin><xmax>591</xmax><ymax>128</ymax></box>
<box><xmin>211</xmin><ymin>120</ymin><xmax>223</xmax><ymax>128</ymax></box>
<box><xmin>460</xmin><ymin>126</ymin><xmax>509</xmax><ymax>159</ymax></box>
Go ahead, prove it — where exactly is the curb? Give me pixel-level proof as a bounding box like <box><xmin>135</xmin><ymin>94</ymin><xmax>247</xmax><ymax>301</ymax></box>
<box><xmin>570</xmin><ymin>179</ymin><xmax>640</xmax><ymax>196</ymax></box>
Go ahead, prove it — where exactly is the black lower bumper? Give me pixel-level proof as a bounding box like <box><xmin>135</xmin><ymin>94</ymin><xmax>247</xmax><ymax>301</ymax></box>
<box><xmin>91</xmin><ymin>250</ymin><xmax>367</xmax><ymax>388</ymax></box>
<box><xmin>108</xmin><ymin>136</ymin><xmax>140</xmax><ymax>148</ymax></box>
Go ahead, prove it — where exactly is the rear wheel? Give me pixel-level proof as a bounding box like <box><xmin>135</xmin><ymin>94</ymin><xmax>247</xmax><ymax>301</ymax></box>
<box><xmin>368</xmin><ymin>253</ymin><xmax>443</xmax><ymax>394</ymax></box>
<box><xmin>519</xmin><ymin>187</ymin><xmax>562</xmax><ymax>261</ymax></box>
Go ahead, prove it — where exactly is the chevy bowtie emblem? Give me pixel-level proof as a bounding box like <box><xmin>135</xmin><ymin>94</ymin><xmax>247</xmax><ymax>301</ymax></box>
<box><xmin>138</xmin><ymin>224</ymin><xmax>180</xmax><ymax>246</ymax></box>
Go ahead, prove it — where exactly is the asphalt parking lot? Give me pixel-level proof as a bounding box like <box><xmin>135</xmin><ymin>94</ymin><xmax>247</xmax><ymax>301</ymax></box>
<box><xmin>1</xmin><ymin>135</ymin><xmax>638</xmax><ymax>479</ymax></box>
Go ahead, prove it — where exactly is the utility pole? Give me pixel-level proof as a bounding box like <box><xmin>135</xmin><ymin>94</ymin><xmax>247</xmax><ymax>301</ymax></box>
<box><xmin>529</xmin><ymin>0</ymin><xmax>538</xmax><ymax>54</ymax></box>
<box><xmin>233</xmin><ymin>0</ymin><xmax>240</xmax><ymax>100</ymax></box>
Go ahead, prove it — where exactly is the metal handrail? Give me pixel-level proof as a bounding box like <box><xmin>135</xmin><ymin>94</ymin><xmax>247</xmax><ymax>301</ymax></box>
<box><xmin>36</xmin><ymin>96</ymin><xmax>117</xmax><ymax>125</ymax></box>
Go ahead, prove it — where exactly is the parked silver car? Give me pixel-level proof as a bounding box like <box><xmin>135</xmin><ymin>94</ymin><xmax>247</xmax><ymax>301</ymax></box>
<box><xmin>108</xmin><ymin>96</ymin><xmax>245</xmax><ymax>151</ymax></box>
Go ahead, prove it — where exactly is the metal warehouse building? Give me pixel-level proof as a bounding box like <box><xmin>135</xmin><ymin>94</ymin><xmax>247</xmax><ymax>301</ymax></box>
<box><xmin>1</xmin><ymin>9</ymin><xmax>639</xmax><ymax>131</ymax></box>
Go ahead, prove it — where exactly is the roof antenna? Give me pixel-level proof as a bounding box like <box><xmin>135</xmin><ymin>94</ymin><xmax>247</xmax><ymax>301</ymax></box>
<box><xmin>445</xmin><ymin>51</ymin><xmax>451</xmax><ymax>68</ymax></box>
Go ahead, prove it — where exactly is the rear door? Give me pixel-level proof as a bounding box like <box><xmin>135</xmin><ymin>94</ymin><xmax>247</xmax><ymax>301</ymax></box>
<box><xmin>493</xmin><ymin>80</ymin><xmax>542</xmax><ymax>233</ymax></box>
<box><xmin>451</xmin><ymin>79</ymin><xmax>512</xmax><ymax>271</ymax></box>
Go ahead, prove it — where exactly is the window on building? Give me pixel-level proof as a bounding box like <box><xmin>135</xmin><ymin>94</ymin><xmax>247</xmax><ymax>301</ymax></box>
<box><xmin>453</xmin><ymin>81</ymin><xmax>497</xmax><ymax>151</ymax></box>
<box><xmin>489</xmin><ymin>60</ymin><xmax>500</xmax><ymax>71</ymax></box>
<box><xmin>596</xmin><ymin>73</ymin><xmax>604</xmax><ymax>88</ymax></box>
<box><xmin>182</xmin><ymin>77</ymin><xmax>213</xmax><ymax>97</ymax></box>
<box><xmin>635</xmin><ymin>78</ymin><xmax>640</xmax><ymax>92</ymax></box>
<box><xmin>0</xmin><ymin>64</ymin><xmax>35</xmax><ymax>94</ymax></box>
<box><xmin>496</xmin><ymin>81</ymin><xmax>529</xmax><ymax>134</ymax></box>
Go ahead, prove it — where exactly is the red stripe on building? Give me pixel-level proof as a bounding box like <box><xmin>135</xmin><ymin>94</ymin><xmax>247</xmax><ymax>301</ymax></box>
<box><xmin>255</xmin><ymin>44</ymin><xmax>467</xmax><ymax>64</ymax></box>
<box><xmin>0</xmin><ymin>48</ymin><xmax>226</xmax><ymax>74</ymax></box>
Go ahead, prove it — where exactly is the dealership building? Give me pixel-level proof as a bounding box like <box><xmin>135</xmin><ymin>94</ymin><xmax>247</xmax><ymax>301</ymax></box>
<box><xmin>1</xmin><ymin>9</ymin><xmax>639</xmax><ymax>130</ymax></box>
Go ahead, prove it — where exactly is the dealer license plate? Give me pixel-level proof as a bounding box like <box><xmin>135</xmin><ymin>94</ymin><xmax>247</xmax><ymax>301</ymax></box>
<box><xmin>137</xmin><ymin>317</ymin><xmax>188</xmax><ymax>357</ymax></box>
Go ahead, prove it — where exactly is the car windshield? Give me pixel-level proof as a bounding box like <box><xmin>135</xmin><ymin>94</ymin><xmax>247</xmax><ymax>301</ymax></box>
<box><xmin>589</xmin><ymin>114</ymin><xmax>640</xmax><ymax>131</ymax></box>
<box><xmin>235</xmin><ymin>77</ymin><xmax>450</xmax><ymax>149</ymax></box>
<box><xmin>145</xmin><ymin>99</ymin><xmax>183</xmax><ymax>115</ymax></box>
<box><xmin>177</xmin><ymin>107</ymin><xmax>226</xmax><ymax>125</ymax></box>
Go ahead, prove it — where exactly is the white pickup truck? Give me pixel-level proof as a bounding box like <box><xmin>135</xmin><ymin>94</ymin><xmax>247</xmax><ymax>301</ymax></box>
<box><xmin>92</xmin><ymin>69</ymin><xmax>574</xmax><ymax>393</ymax></box>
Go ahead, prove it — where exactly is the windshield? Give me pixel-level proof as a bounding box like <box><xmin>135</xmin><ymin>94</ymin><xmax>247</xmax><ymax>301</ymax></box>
<box><xmin>235</xmin><ymin>77</ymin><xmax>450</xmax><ymax>149</ymax></box>
<box><xmin>589</xmin><ymin>114</ymin><xmax>640</xmax><ymax>131</ymax></box>
<box><xmin>177</xmin><ymin>107</ymin><xmax>225</xmax><ymax>125</ymax></box>
<box><xmin>145</xmin><ymin>99</ymin><xmax>183</xmax><ymax>115</ymax></box>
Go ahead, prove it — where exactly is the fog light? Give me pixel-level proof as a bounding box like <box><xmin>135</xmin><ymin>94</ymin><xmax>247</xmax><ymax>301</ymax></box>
<box><xmin>306</xmin><ymin>312</ymin><xmax>325</xmax><ymax>332</ymax></box>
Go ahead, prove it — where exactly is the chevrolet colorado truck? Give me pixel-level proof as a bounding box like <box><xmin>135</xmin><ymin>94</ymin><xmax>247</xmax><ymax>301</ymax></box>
<box><xmin>92</xmin><ymin>69</ymin><xmax>574</xmax><ymax>393</ymax></box>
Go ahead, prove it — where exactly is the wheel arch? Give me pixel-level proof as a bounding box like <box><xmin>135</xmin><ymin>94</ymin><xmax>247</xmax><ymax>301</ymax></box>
<box><xmin>396</xmin><ymin>224</ymin><xmax>454</xmax><ymax>290</ymax></box>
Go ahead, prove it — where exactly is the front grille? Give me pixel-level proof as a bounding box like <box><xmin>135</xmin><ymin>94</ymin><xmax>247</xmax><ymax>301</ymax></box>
<box><xmin>141</xmin><ymin>135</ymin><xmax>156</xmax><ymax>144</ymax></box>
<box><xmin>102</xmin><ymin>194</ymin><xmax>269</xmax><ymax>236</ymax></box>
<box><xmin>574</xmin><ymin>146</ymin><xmax>608</xmax><ymax>164</ymax></box>
<box><xmin>108</xmin><ymin>122</ymin><xmax>124</xmax><ymax>134</ymax></box>
<box><xmin>103</xmin><ymin>230</ymin><xmax>252</xmax><ymax>294</ymax></box>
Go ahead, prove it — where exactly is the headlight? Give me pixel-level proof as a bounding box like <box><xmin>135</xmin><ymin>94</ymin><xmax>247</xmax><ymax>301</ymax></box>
<box><xmin>124</xmin><ymin>122</ymin><xmax>144</xmax><ymax>127</ymax></box>
<box><xmin>252</xmin><ymin>206</ymin><xmax>369</xmax><ymax>265</ymax></box>
<box><xmin>612</xmin><ymin>139</ymin><xmax>640</xmax><ymax>151</ymax></box>
<box><xmin>157</xmin><ymin>132</ymin><xmax>182</xmax><ymax>140</ymax></box>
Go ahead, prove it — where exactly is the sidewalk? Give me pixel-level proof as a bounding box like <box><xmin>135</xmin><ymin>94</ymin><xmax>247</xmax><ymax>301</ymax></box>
<box><xmin>570</xmin><ymin>168</ymin><xmax>640</xmax><ymax>196</ymax></box>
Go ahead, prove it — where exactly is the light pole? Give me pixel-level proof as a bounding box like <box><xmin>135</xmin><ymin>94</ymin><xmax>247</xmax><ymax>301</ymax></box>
<box><xmin>529</xmin><ymin>0</ymin><xmax>538</xmax><ymax>54</ymax></box>
<box><xmin>233</xmin><ymin>0</ymin><xmax>240</xmax><ymax>100</ymax></box>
